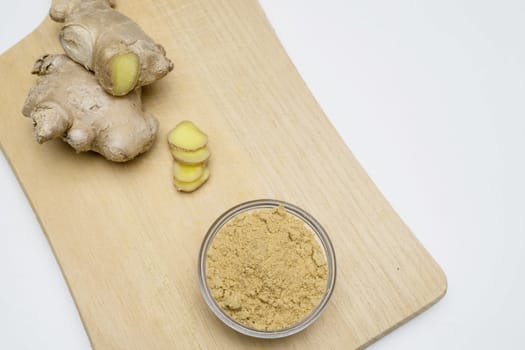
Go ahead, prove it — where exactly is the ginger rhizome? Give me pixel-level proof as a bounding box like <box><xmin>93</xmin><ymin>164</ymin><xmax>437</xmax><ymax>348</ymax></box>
<box><xmin>23</xmin><ymin>54</ymin><xmax>158</xmax><ymax>162</ymax></box>
<box><xmin>167</xmin><ymin>121</ymin><xmax>211</xmax><ymax>192</ymax></box>
<box><xmin>50</xmin><ymin>0</ymin><xmax>174</xmax><ymax>96</ymax></box>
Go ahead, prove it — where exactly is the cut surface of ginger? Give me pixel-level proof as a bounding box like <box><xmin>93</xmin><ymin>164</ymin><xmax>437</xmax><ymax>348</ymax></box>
<box><xmin>170</xmin><ymin>146</ymin><xmax>210</xmax><ymax>164</ymax></box>
<box><xmin>110</xmin><ymin>52</ymin><xmax>140</xmax><ymax>96</ymax></box>
<box><xmin>174</xmin><ymin>167</ymin><xmax>210</xmax><ymax>192</ymax></box>
<box><xmin>173</xmin><ymin>161</ymin><xmax>205</xmax><ymax>183</ymax></box>
<box><xmin>168</xmin><ymin>121</ymin><xmax>208</xmax><ymax>151</ymax></box>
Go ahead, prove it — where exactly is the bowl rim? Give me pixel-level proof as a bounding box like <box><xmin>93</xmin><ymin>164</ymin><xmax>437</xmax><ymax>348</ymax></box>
<box><xmin>197</xmin><ymin>199</ymin><xmax>337</xmax><ymax>339</ymax></box>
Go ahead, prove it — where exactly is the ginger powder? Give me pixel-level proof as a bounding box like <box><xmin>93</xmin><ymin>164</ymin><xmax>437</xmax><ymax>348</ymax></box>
<box><xmin>206</xmin><ymin>206</ymin><xmax>328</xmax><ymax>331</ymax></box>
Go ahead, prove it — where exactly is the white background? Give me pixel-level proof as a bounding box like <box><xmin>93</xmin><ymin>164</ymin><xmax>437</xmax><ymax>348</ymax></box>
<box><xmin>1</xmin><ymin>0</ymin><xmax>524</xmax><ymax>348</ymax></box>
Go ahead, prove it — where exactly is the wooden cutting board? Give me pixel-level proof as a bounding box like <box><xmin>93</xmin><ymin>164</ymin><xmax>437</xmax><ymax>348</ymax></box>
<box><xmin>0</xmin><ymin>1</ymin><xmax>446</xmax><ymax>348</ymax></box>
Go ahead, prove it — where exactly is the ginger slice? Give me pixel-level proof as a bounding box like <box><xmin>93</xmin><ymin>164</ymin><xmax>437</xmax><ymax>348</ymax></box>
<box><xmin>173</xmin><ymin>161</ymin><xmax>205</xmax><ymax>183</ymax></box>
<box><xmin>110</xmin><ymin>52</ymin><xmax>140</xmax><ymax>96</ymax></box>
<box><xmin>173</xmin><ymin>167</ymin><xmax>210</xmax><ymax>192</ymax></box>
<box><xmin>170</xmin><ymin>146</ymin><xmax>210</xmax><ymax>164</ymax></box>
<box><xmin>167</xmin><ymin>120</ymin><xmax>210</xmax><ymax>192</ymax></box>
<box><xmin>168</xmin><ymin>121</ymin><xmax>208</xmax><ymax>151</ymax></box>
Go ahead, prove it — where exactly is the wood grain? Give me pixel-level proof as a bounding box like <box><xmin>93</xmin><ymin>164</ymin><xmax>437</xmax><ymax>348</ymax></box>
<box><xmin>0</xmin><ymin>0</ymin><xmax>446</xmax><ymax>349</ymax></box>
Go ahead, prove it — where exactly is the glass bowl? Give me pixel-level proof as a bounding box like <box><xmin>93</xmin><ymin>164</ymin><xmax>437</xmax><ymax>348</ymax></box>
<box><xmin>198</xmin><ymin>199</ymin><xmax>337</xmax><ymax>339</ymax></box>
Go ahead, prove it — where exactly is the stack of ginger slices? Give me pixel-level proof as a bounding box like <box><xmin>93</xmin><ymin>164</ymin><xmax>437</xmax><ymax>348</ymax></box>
<box><xmin>167</xmin><ymin>121</ymin><xmax>211</xmax><ymax>192</ymax></box>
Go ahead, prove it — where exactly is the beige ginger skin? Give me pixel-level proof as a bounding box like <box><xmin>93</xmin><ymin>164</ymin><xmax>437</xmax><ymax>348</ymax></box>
<box><xmin>22</xmin><ymin>54</ymin><xmax>158</xmax><ymax>162</ymax></box>
<box><xmin>50</xmin><ymin>0</ymin><xmax>174</xmax><ymax>96</ymax></box>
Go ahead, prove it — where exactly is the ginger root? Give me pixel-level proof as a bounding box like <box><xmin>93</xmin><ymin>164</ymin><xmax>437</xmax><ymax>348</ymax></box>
<box><xmin>22</xmin><ymin>54</ymin><xmax>158</xmax><ymax>162</ymax></box>
<box><xmin>168</xmin><ymin>121</ymin><xmax>211</xmax><ymax>192</ymax></box>
<box><xmin>50</xmin><ymin>0</ymin><xmax>173</xmax><ymax>96</ymax></box>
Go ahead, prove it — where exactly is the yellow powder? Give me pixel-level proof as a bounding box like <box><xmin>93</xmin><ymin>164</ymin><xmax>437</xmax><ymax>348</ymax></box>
<box><xmin>206</xmin><ymin>206</ymin><xmax>328</xmax><ymax>331</ymax></box>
